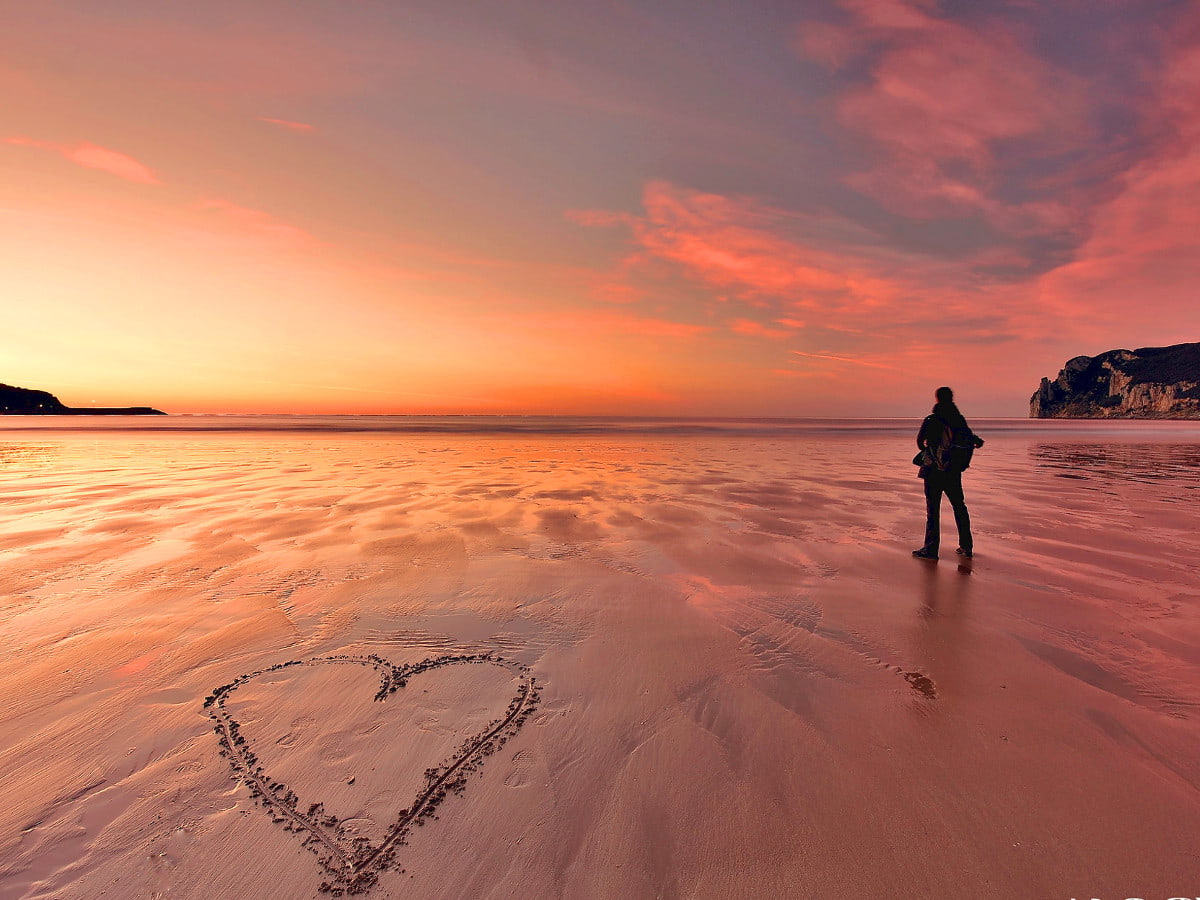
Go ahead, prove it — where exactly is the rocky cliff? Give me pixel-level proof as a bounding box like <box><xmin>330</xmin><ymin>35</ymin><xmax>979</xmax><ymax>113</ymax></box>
<box><xmin>1030</xmin><ymin>342</ymin><xmax>1200</xmax><ymax>418</ymax></box>
<box><xmin>0</xmin><ymin>383</ymin><xmax>165</xmax><ymax>415</ymax></box>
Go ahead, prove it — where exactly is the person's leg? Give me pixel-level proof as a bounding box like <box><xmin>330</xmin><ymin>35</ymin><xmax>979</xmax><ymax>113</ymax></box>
<box><xmin>944</xmin><ymin>472</ymin><xmax>972</xmax><ymax>552</ymax></box>
<box><xmin>922</xmin><ymin>475</ymin><xmax>944</xmax><ymax>555</ymax></box>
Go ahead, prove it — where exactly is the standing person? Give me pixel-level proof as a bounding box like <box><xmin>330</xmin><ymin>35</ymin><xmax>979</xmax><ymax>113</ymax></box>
<box><xmin>912</xmin><ymin>386</ymin><xmax>984</xmax><ymax>561</ymax></box>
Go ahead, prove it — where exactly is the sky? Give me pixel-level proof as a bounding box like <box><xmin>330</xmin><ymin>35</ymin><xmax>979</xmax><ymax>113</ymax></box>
<box><xmin>2</xmin><ymin>0</ymin><xmax>1199</xmax><ymax>416</ymax></box>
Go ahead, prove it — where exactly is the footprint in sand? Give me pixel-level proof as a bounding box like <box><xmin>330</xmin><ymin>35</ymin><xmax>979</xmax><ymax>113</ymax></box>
<box><xmin>504</xmin><ymin>749</ymin><xmax>534</xmax><ymax>788</ymax></box>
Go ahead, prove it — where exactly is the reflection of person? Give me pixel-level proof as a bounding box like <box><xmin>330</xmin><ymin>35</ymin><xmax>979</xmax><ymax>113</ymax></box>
<box><xmin>913</xmin><ymin>386</ymin><xmax>984</xmax><ymax>561</ymax></box>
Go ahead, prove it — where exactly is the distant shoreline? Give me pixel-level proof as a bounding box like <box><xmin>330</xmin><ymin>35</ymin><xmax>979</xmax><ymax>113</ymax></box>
<box><xmin>0</xmin><ymin>408</ymin><xmax>167</xmax><ymax>416</ymax></box>
<box><xmin>1</xmin><ymin>382</ymin><xmax>164</xmax><ymax>416</ymax></box>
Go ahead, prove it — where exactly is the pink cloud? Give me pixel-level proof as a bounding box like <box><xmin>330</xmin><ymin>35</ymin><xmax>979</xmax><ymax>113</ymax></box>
<box><xmin>4</xmin><ymin>136</ymin><xmax>159</xmax><ymax>184</ymax></box>
<box><xmin>797</xmin><ymin>1</ymin><xmax>1086</xmax><ymax>228</ymax></box>
<box><xmin>793</xmin><ymin>21</ymin><xmax>857</xmax><ymax>70</ymax></box>
<box><xmin>730</xmin><ymin>319</ymin><xmax>793</xmax><ymax>340</ymax></box>
<box><xmin>1032</xmin><ymin>33</ymin><xmax>1200</xmax><ymax>343</ymax></box>
<box><xmin>258</xmin><ymin>116</ymin><xmax>316</xmax><ymax>132</ymax></box>
<box><xmin>790</xmin><ymin>350</ymin><xmax>896</xmax><ymax>370</ymax></box>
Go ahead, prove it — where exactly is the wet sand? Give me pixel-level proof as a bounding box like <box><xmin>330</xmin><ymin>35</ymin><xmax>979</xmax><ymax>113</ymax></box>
<box><xmin>0</xmin><ymin>422</ymin><xmax>1198</xmax><ymax>898</ymax></box>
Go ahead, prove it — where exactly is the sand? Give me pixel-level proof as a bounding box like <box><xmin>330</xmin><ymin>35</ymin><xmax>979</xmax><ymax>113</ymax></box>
<box><xmin>0</xmin><ymin>421</ymin><xmax>1198</xmax><ymax>898</ymax></box>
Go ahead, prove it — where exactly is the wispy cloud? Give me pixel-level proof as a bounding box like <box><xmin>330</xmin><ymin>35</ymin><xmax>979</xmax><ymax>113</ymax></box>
<box><xmin>790</xmin><ymin>350</ymin><xmax>896</xmax><ymax>370</ymax></box>
<box><xmin>577</xmin><ymin>179</ymin><xmax>1019</xmax><ymax>343</ymax></box>
<box><xmin>731</xmin><ymin>319</ymin><xmax>794</xmax><ymax>340</ymax></box>
<box><xmin>257</xmin><ymin>116</ymin><xmax>316</xmax><ymax>132</ymax></box>
<box><xmin>193</xmin><ymin>197</ymin><xmax>315</xmax><ymax>248</ymax></box>
<box><xmin>4</xmin><ymin>136</ymin><xmax>160</xmax><ymax>184</ymax></box>
<box><xmin>612</xmin><ymin>180</ymin><xmax>910</xmax><ymax>315</ymax></box>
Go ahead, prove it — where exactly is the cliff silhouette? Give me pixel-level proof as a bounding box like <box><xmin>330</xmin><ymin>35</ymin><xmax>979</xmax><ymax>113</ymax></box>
<box><xmin>1031</xmin><ymin>342</ymin><xmax>1200</xmax><ymax>418</ymax></box>
<box><xmin>0</xmin><ymin>382</ymin><xmax>165</xmax><ymax>416</ymax></box>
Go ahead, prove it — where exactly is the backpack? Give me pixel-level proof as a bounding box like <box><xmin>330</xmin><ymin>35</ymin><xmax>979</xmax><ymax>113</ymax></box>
<box><xmin>948</xmin><ymin>426</ymin><xmax>978</xmax><ymax>471</ymax></box>
<box><xmin>927</xmin><ymin>415</ymin><xmax>977</xmax><ymax>472</ymax></box>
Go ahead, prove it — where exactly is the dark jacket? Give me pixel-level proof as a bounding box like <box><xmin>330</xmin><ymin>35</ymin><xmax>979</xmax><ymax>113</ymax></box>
<box><xmin>916</xmin><ymin>403</ymin><xmax>983</xmax><ymax>476</ymax></box>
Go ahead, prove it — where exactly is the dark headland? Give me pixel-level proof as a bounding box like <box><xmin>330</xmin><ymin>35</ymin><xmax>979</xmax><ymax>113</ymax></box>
<box><xmin>0</xmin><ymin>382</ymin><xmax>165</xmax><ymax>416</ymax></box>
<box><xmin>1031</xmin><ymin>342</ymin><xmax>1200</xmax><ymax>418</ymax></box>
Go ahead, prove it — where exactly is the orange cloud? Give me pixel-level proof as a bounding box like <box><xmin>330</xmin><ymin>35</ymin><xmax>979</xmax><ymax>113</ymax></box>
<box><xmin>629</xmin><ymin>180</ymin><xmax>903</xmax><ymax>313</ymax></box>
<box><xmin>573</xmin><ymin>177</ymin><xmax>1055</xmax><ymax>403</ymax></box>
<box><xmin>193</xmin><ymin>198</ymin><xmax>316</xmax><ymax>248</ymax></box>
<box><xmin>771</xmin><ymin>368</ymin><xmax>835</xmax><ymax>379</ymax></box>
<box><xmin>4</xmin><ymin>136</ymin><xmax>160</xmax><ymax>184</ymax></box>
<box><xmin>589</xmin><ymin>281</ymin><xmax>648</xmax><ymax>305</ymax></box>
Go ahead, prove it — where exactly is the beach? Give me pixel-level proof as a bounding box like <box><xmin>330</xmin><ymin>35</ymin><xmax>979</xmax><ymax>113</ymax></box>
<box><xmin>1</xmin><ymin>418</ymin><xmax>1198</xmax><ymax>899</ymax></box>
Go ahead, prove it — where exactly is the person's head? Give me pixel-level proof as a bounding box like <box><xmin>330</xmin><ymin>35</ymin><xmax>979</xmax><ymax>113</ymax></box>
<box><xmin>932</xmin><ymin>386</ymin><xmax>962</xmax><ymax>418</ymax></box>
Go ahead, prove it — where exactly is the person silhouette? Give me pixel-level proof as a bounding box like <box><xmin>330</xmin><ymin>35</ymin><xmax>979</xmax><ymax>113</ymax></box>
<box><xmin>912</xmin><ymin>386</ymin><xmax>984</xmax><ymax>561</ymax></box>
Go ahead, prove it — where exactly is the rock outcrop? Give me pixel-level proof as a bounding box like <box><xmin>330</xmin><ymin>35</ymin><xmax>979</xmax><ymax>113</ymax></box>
<box><xmin>0</xmin><ymin>383</ymin><xmax>165</xmax><ymax>415</ymax></box>
<box><xmin>1030</xmin><ymin>342</ymin><xmax>1200</xmax><ymax>418</ymax></box>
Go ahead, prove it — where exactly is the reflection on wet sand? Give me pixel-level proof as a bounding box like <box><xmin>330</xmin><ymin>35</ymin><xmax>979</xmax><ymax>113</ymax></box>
<box><xmin>913</xmin><ymin>560</ymin><xmax>973</xmax><ymax>701</ymax></box>
<box><xmin>0</xmin><ymin>443</ymin><xmax>60</xmax><ymax>467</ymax></box>
<box><xmin>1033</xmin><ymin>442</ymin><xmax>1200</xmax><ymax>488</ymax></box>
<box><xmin>918</xmin><ymin>556</ymin><xmax>972</xmax><ymax>619</ymax></box>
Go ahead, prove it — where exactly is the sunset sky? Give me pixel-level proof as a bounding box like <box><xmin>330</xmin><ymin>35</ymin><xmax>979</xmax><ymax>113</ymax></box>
<box><xmin>3</xmin><ymin>0</ymin><xmax>1199</xmax><ymax>416</ymax></box>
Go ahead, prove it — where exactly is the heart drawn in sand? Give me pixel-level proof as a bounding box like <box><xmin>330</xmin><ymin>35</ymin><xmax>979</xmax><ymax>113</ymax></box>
<box><xmin>204</xmin><ymin>653</ymin><xmax>539</xmax><ymax>896</ymax></box>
